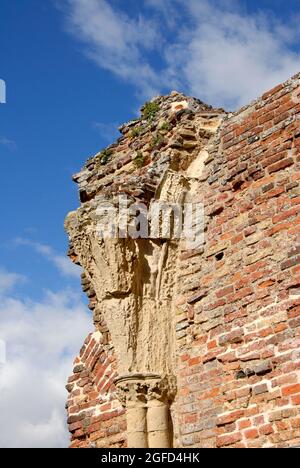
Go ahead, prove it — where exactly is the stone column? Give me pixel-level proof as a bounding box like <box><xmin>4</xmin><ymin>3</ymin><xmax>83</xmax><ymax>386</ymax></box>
<box><xmin>115</xmin><ymin>373</ymin><xmax>176</xmax><ymax>448</ymax></box>
<box><xmin>146</xmin><ymin>376</ymin><xmax>174</xmax><ymax>448</ymax></box>
<box><xmin>126</xmin><ymin>406</ymin><xmax>148</xmax><ymax>448</ymax></box>
<box><xmin>147</xmin><ymin>403</ymin><xmax>170</xmax><ymax>448</ymax></box>
<box><xmin>115</xmin><ymin>373</ymin><xmax>155</xmax><ymax>448</ymax></box>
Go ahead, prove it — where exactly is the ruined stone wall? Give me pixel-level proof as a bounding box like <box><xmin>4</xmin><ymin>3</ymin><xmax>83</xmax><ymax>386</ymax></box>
<box><xmin>175</xmin><ymin>75</ymin><xmax>300</xmax><ymax>448</ymax></box>
<box><xmin>65</xmin><ymin>74</ymin><xmax>300</xmax><ymax>448</ymax></box>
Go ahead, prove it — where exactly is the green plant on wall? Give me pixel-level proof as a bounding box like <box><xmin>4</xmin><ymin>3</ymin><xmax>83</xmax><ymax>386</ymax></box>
<box><xmin>142</xmin><ymin>101</ymin><xmax>160</xmax><ymax>121</ymax></box>
<box><xmin>133</xmin><ymin>151</ymin><xmax>146</xmax><ymax>168</ymax></box>
<box><xmin>151</xmin><ymin>132</ymin><xmax>164</xmax><ymax>149</ymax></box>
<box><xmin>159</xmin><ymin>121</ymin><xmax>170</xmax><ymax>132</ymax></box>
<box><xmin>99</xmin><ymin>149</ymin><xmax>113</xmax><ymax>165</ymax></box>
<box><xmin>130</xmin><ymin>126</ymin><xmax>145</xmax><ymax>138</ymax></box>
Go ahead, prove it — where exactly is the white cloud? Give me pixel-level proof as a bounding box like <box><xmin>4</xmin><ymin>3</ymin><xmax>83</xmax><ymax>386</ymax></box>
<box><xmin>61</xmin><ymin>0</ymin><xmax>300</xmax><ymax>109</ymax></box>
<box><xmin>14</xmin><ymin>238</ymin><xmax>81</xmax><ymax>279</ymax></box>
<box><xmin>92</xmin><ymin>121</ymin><xmax>120</xmax><ymax>143</ymax></box>
<box><xmin>63</xmin><ymin>0</ymin><xmax>162</xmax><ymax>98</ymax></box>
<box><xmin>0</xmin><ymin>243</ymin><xmax>89</xmax><ymax>447</ymax></box>
<box><xmin>0</xmin><ymin>282</ymin><xmax>91</xmax><ymax>448</ymax></box>
<box><xmin>52</xmin><ymin>255</ymin><xmax>81</xmax><ymax>278</ymax></box>
<box><xmin>164</xmin><ymin>0</ymin><xmax>300</xmax><ymax>109</ymax></box>
<box><xmin>0</xmin><ymin>137</ymin><xmax>17</xmax><ymax>151</ymax></box>
<box><xmin>0</xmin><ymin>269</ymin><xmax>26</xmax><ymax>294</ymax></box>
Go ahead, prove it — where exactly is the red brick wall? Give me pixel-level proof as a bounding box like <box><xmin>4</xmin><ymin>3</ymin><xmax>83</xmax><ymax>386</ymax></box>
<box><xmin>66</xmin><ymin>331</ymin><xmax>126</xmax><ymax>448</ymax></box>
<box><xmin>176</xmin><ymin>73</ymin><xmax>300</xmax><ymax>448</ymax></box>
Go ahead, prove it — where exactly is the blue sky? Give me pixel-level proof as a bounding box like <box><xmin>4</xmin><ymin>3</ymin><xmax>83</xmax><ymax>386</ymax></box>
<box><xmin>0</xmin><ymin>0</ymin><xmax>300</xmax><ymax>448</ymax></box>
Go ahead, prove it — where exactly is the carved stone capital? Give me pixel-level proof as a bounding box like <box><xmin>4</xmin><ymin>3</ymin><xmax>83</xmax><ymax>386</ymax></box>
<box><xmin>114</xmin><ymin>373</ymin><xmax>177</xmax><ymax>407</ymax></box>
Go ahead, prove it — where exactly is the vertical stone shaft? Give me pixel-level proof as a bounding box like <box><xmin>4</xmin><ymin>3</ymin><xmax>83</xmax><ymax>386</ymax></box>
<box><xmin>126</xmin><ymin>405</ymin><xmax>148</xmax><ymax>448</ymax></box>
<box><xmin>147</xmin><ymin>403</ymin><xmax>170</xmax><ymax>448</ymax></box>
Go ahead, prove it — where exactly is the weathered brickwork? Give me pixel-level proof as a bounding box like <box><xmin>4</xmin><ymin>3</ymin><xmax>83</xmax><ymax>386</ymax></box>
<box><xmin>176</xmin><ymin>74</ymin><xmax>300</xmax><ymax>448</ymax></box>
<box><xmin>66</xmin><ymin>331</ymin><xmax>126</xmax><ymax>448</ymax></box>
<box><xmin>66</xmin><ymin>74</ymin><xmax>300</xmax><ymax>448</ymax></box>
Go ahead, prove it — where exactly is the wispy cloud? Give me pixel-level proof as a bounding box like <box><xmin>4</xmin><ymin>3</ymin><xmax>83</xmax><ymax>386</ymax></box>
<box><xmin>0</xmin><ymin>275</ymin><xmax>91</xmax><ymax>448</ymax></box>
<box><xmin>14</xmin><ymin>238</ymin><xmax>81</xmax><ymax>279</ymax></box>
<box><xmin>0</xmin><ymin>137</ymin><xmax>17</xmax><ymax>151</ymax></box>
<box><xmin>92</xmin><ymin>121</ymin><xmax>120</xmax><ymax>143</ymax></box>
<box><xmin>63</xmin><ymin>0</ymin><xmax>162</xmax><ymax>98</ymax></box>
<box><xmin>61</xmin><ymin>0</ymin><xmax>300</xmax><ymax>109</ymax></box>
<box><xmin>0</xmin><ymin>269</ymin><xmax>26</xmax><ymax>295</ymax></box>
<box><xmin>163</xmin><ymin>0</ymin><xmax>300</xmax><ymax>109</ymax></box>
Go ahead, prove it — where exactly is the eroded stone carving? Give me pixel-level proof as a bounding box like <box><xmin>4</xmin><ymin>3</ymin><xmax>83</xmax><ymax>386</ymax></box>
<box><xmin>115</xmin><ymin>373</ymin><xmax>177</xmax><ymax>407</ymax></box>
<box><xmin>65</xmin><ymin>92</ymin><xmax>224</xmax><ymax>447</ymax></box>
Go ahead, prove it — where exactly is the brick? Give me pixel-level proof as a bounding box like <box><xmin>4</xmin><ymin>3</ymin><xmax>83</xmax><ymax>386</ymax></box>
<box><xmin>67</xmin><ymin>413</ymin><xmax>85</xmax><ymax>424</ymax></box>
<box><xmin>273</xmin><ymin>206</ymin><xmax>300</xmax><ymax>224</ymax></box>
<box><xmin>269</xmin><ymin>411</ymin><xmax>282</xmax><ymax>422</ymax></box>
<box><xmin>288</xmin><ymin>245</ymin><xmax>300</xmax><ymax>257</ymax></box>
<box><xmin>215</xmin><ymin>285</ymin><xmax>234</xmax><ymax>298</ymax></box>
<box><xmin>231</xmin><ymin>233</ymin><xmax>244</xmax><ymax>244</ymax></box>
<box><xmin>245</xmin><ymin>429</ymin><xmax>259</xmax><ymax>439</ymax></box>
<box><xmin>259</xmin><ymin>424</ymin><xmax>274</xmax><ymax>435</ymax></box>
<box><xmin>73</xmin><ymin>364</ymin><xmax>84</xmax><ymax>374</ymax></box>
<box><xmin>216</xmin><ymin>432</ymin><xmax>242</xmax><ymax>447</ymax></box>
<box><xmin>188</xmin><ymin>356</ymin><xmax>201</xmax><ymax>366</ymax></box>
<box><xmin>253</xmin><ymin>384</ymin><xmax>268</xmax><ymax>395</ymax></box>
<box><xmin>253</xmin><ymin>361</ymin><xmax>272</xmax><ymax>375</ymax></box>
<box><xmin>219</xmin><ymin>329</ymin><xmax>244</xmax><ymax>346</ymax></box>
<box><xmin>291</xmin><ymin>418</ymin><xmax>300</xmax><ymax>429</ymax></box>
<box><xmin>238</xmin><ymin>419</ymin><xmax>251</xmax><ymax>430</ymax></box>
<box><xmin>217</xmin><ymin>410</ymin><xmax>244</xmax><ymax>426</ymax></box>
<box><xmin>291</xmin><ymin>394</ymin><xmax>300</xmax><ymax>405</ymax></box>
<box><xmin>68</xmin><ymin>421</ymin><xmax>83</xmax><ymax>432</ymax></box>
<box><xmin>187</xmin><ymin>290</ymin><xmax>208</xmax><ymax>304</ymax></box>
<box><xmin>262</xmin><ymin>83</ymin><xmax>283</xmax><ymax>99</ymax></box>
<box><xmin>281</xmin><ymin>256</ymin><xmax>300</xmax><ymax>271</ymax></box>
<box><xmin>282</xmin><ymin>384</ymin><xmax>300</xmax><ymax>396</ymax></box>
